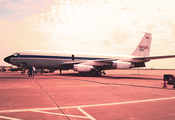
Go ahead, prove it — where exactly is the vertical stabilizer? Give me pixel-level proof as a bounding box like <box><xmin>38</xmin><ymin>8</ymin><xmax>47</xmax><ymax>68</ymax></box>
<box><xmin>131</xmin><ymin>33</ymin><xmax>152</xmax><ymax>57</ymax></box>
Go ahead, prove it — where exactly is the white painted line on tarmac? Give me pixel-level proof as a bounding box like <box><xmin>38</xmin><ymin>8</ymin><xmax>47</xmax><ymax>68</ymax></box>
<box><xmin>32</xmin><ymin>110</ymin><xmax>90</xmax><ymax>119</ymax></box>
<box><xmin>0</xmin><ymin>115</ymin><xmax>22</xmax><ymax>120</ymax></box>
<box><xmin>77</xmin><ymin>107</ymin><xmax>96</xmax><ymax>120</ymax></box>
<box><xmin>0</xmin><ymin>96</ymin><xmax>175</xmax><ymax>113</ymax></box>
<box><xmin>0</xmin><ymin>107</ymin><xmax>58</xmax><ymax>113</ymax></box>
<box><xmin>61</xmin><ymin>96</ymin><xmax>175</xmax><ymax>109</ymax></box>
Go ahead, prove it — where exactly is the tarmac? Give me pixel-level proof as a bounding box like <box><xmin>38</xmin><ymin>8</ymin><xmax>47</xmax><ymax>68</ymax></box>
<box><xmin>0</xmin><ymin>69</ymin><xmax>175</xmax><ymax>120</ymax></box>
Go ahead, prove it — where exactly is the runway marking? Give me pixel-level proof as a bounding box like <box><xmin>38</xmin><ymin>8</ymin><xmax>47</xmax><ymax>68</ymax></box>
<box><xmin>32</xmin><ymin>110</ymin><xmax>91</xmax><ymax>119</ymax></box>
<box><xmin>0</xmin><ymin>115</ymin><xmax>22</xmax><ymax>120</ymax></box>
<box><xmin>0</xmin><ymin>96</ymin><xmax>175</xmax><ymax>113</ymax></box>
<box><xmin>61</xmin><ymin>96</ymin><xmax>175</xmax><ymax>109</ymax></box>
<box><xmin>77</xmin><ymin>107</ymin><xmax>96</xmax><ymax>120</ymax></box>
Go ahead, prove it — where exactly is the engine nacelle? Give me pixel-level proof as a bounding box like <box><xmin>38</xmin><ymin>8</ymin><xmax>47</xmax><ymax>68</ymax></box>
<box><xmin>73</xmin><ymin>64</ymin><xmax>94</xmax><ymax>72</ymax></box>
<box><xmin>113</xmin><ymin>61</ymin><xmax>132</xmax><ymax>69</ymax></box>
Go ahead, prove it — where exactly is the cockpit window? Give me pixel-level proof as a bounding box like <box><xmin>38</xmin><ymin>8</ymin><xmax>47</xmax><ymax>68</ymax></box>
<box><xmin>12</xmin><ymin>52</ymin><xmax>20</xmax><ymax>56</ymax></box>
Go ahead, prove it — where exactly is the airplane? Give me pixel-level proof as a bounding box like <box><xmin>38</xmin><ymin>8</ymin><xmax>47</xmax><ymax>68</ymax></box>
<box><xmin>0</xmin><ymin>67</ymin><xmax>7</xmax><ymax>72</ymax></box>
<box><xmin>4</xmin><ymin>33</ymin><xmax>175</xmax><ymax>76</ymax></box>
<box><xmin>0</xmin><ymin>66</ymin><xmax>22</xmax><ymax>72</ymax></box>
<box><xmin>8</xmin><ymin>66</ymin><xmax>22</xmax><ymax>72</ymax></box>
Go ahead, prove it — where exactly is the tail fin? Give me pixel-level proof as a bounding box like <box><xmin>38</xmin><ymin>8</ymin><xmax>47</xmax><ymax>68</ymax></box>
<box><xmin>131</xmin><ymin>33</ymin><xmax>152</xmax><ymax>57</ymax></box>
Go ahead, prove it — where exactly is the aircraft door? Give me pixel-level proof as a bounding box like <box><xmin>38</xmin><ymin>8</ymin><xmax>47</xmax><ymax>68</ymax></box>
<box><xmin>72</xmin><ymin>55</ymin><xmax>74</xmax><ymax>60</ymax></box>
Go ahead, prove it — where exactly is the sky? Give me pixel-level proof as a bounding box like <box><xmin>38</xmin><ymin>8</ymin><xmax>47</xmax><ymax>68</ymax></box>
<box><xmin>0</xmin><ymin>0</ymin><xmax>175</xmax><ymax>69</ymax></box>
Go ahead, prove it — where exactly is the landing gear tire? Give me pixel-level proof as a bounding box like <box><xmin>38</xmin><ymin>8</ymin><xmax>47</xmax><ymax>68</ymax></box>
<box><xmin>90</xmin><ymin>70</ymin><xmax>102</xmax><ymax>76</ymax></box>
<box><xmin>90</xmin><ymin>71</ymin><xmax>96</xmax><ymax>76</ymax></box>
<box><xmin>79</xmin><ymin>70</ymin><xmax>105</xmax><ymax>77</ymax></box>
<box><xmin>96</xmin><ymin>71</ymin><xmax>101</xmax><ymax>76</ymax></box>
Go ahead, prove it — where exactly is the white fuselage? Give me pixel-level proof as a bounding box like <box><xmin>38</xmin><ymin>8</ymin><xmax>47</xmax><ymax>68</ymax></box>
<box><xmin>9</xmin><ymin>51</ymin><xmax>134</xmax><ymax>70</ymax></box>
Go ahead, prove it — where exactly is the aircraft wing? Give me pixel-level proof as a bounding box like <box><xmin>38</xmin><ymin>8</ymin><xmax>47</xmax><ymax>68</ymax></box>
<box><xmin>62</xmin><ymin>61</ymin><xmax>83</xmax><ymax>65</ymax></box>
<box><xmin>94</xmin><ymin>58</ymin><xmax>118</xmax><ymax>62</ymax></box>
<box><xmin>133</xmin><ymin>55</ymin><xmax>175</xmax><ymax>61</ymax></box>
<box><xmin>61</xmin><ymin>59</ymin><xmax>117</xmax><ymax>67</ymax></box>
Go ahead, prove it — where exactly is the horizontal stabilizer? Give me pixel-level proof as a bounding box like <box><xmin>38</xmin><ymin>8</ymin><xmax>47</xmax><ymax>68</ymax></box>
<box><xmin>133</xmin><ymin>55</ymin><xmax>175</xmax><ymax>61</ymax></box>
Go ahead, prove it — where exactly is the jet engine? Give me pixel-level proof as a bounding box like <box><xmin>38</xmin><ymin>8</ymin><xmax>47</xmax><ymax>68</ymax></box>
<box><xmin>73</xmin><ymin>64</ymin><xmax>94</xmax><ymax>72</ymax></box>
<box><xmin>112</xmin><ymin>61</ymin><xmax>132</xmax><ymax>69</ymax></box>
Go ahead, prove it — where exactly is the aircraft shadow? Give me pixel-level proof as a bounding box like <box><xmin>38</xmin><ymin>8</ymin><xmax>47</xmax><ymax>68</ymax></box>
<box><xmin>50</xmin><ymin>73</ymin><xmax>175</xmax><ymax>90</ymax></box>
<box><xmin>55</xmin><ymin>73</ymin><xmax>162</xmax><ymax>81</ymax></box>
<box><xmin>103</xmin><ymin>75</ymin><xmax>162</xmax><ymax>81</ymax></box>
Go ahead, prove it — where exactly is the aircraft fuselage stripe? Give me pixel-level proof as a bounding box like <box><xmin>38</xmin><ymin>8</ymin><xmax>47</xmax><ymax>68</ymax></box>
<box><xmin>13</xmin><ymin>55</ymin><xmax>109</xmax><ymax>60</ymax></box>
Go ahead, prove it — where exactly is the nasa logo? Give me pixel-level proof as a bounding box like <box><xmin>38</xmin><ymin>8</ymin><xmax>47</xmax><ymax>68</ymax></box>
<box><xmin>139</xmin><ymin>45</ymin><xmax>149</xmax><ymax>51</ymax></box>
<box><xmin>139</xmin><ymin>45</ymin><xmax>149</xmax><ymax>49</ymax></box>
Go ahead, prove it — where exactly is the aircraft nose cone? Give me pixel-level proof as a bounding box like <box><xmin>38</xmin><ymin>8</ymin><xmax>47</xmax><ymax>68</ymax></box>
<box><xmin>4</xmin><ymin>55</ymin><xmax>13</xmax><ymax>63</ymax></box>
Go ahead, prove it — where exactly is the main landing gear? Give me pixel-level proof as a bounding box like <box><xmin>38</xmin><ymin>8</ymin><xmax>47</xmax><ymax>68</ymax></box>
<box><xmin>89</xmin><ymin>70</ymin><xmax>106</xmax><ymax>76</ymax></box>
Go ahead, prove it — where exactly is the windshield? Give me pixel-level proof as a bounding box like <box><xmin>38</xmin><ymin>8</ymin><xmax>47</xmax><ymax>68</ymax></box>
<box><xmin>12</xmin><ymin>52</ymin><xmax>20</xmax><ymax>56</ymax></box>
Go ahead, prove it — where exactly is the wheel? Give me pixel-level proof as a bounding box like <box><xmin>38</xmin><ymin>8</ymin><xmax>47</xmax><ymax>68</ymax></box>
<box><xmin>95</xmin><ymin>70</ymin><xmax>101</xmax><ymax>76</ymax></box>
